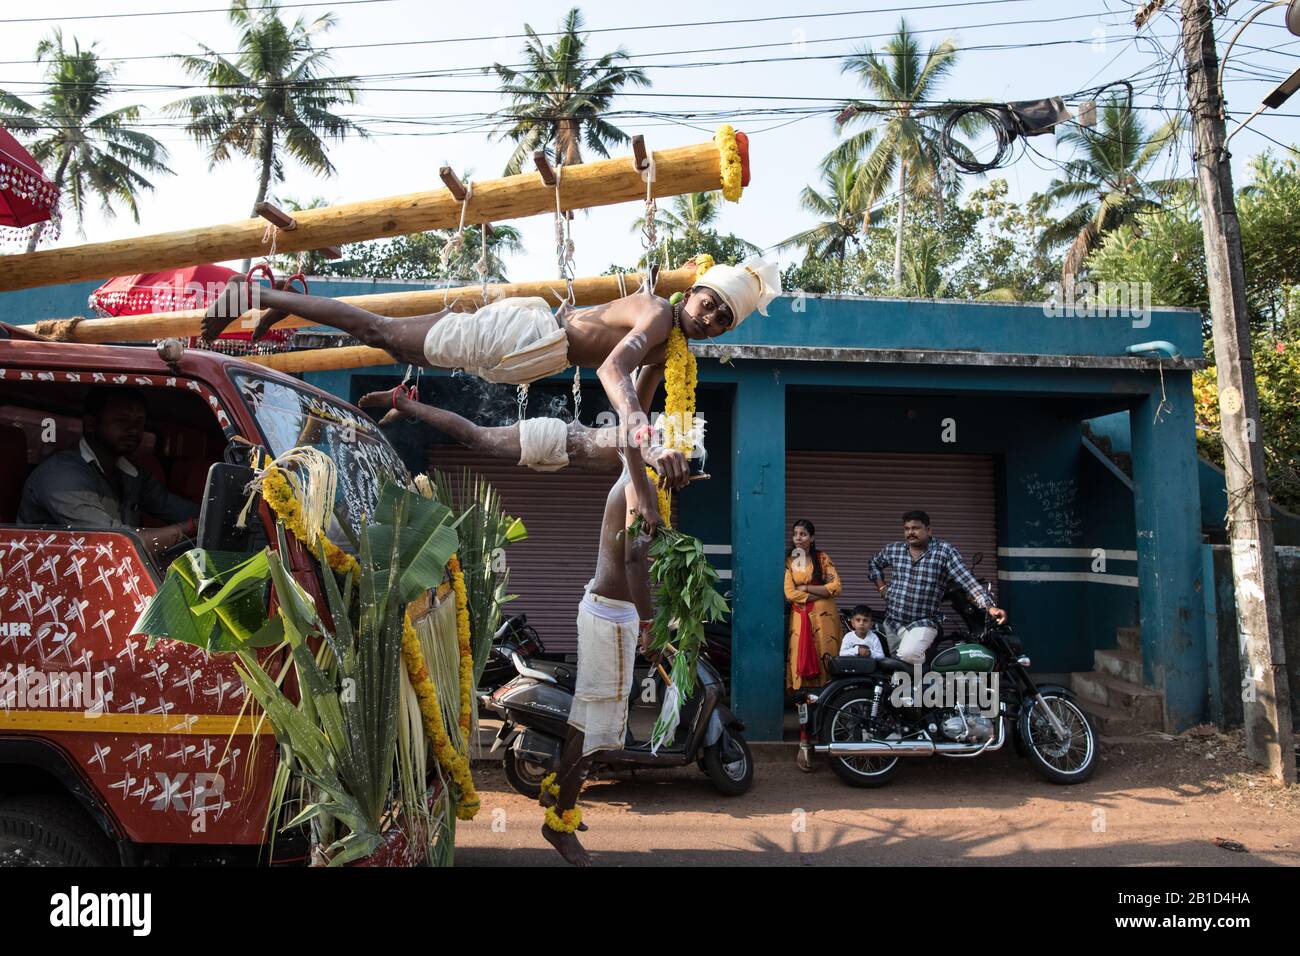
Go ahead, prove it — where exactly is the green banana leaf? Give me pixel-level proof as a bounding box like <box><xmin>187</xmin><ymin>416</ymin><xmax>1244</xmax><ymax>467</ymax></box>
<box><xmin>134</xmin><ymin>549</ymin><xmax>280</xmax><ymax>653</ymax></box>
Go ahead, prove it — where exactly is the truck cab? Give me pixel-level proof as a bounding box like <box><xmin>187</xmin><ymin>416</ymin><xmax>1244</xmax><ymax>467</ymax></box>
<box><xmin>0</xmin><ymin>322</ymin><xmax>417</xmax><ymax>865</ymax></box>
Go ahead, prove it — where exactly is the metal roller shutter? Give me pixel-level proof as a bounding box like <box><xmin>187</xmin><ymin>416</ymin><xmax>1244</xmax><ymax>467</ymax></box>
<box><xmin>786</xmin><ymin>451</ymin><xmax>999</xmax><ymax>615</ymax></box>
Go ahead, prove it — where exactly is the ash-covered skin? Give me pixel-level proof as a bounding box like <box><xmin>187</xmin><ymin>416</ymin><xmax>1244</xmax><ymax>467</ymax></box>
<box><xmin>539</xmin><ymin>464</ymin><xmax>657</xmax><ymax>867</ymax></box>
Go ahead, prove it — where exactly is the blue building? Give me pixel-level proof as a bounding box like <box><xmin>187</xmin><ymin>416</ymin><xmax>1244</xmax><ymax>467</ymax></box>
<box><xmin>5</xmin><ymin>276</ymin><xmax>1290</xmax><ymax>742</ymax></box>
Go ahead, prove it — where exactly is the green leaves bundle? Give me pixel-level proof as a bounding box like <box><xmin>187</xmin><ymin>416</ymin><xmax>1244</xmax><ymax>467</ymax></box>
<box><xmin>635</xmin><ymin>522</ymin><xmax>730</xmax><ymax>750</ymax></box>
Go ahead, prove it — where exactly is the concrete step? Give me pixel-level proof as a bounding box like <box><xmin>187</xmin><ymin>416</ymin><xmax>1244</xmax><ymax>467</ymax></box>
<box><xmin>1071</xmin><ymin>671</ymin><xmax>1164</xmax><ymax>729</ymax></box>
<box><xmin>1116</xmin><ymin>626</ymin><xmax>1141</xmax><ymax>654</ymax></box>
<box><xmin>1096</xmin><ymin>646</ymin><xmax>1143</xmax><ymax>685</ymax></box>
<box><xmin>1076</xmin><ymin>696</ymin><xmax>1150</xmax><ymax>738</ymax></box>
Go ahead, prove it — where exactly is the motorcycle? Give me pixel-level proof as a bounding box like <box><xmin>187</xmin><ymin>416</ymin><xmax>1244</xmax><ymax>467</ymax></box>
<box><xmin>481</xmin><ymin>641</ymin><xmax>754</xmax><ymax>798</ymax></box>
<box><xmin>797</xmin><ymin>574</ymin><xmax>1099</xmax><ymax>788</ymax></box>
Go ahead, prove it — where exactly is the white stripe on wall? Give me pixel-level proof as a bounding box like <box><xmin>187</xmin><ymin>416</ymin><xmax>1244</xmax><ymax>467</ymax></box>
<box><xmin>998</xmin><ymin>570</ymin><xmax>1139</xmax><ymax>588</ymax></box>
<box><xmin>716</xmin><ymin>569</ymin><xmax>733</xmax><ymax>580</ymax></box>
<box><xmin>998</xmin><ymin>547</ymin><xmax>1138</xmax><ymax>561</ymax></box>
<box><xmin>704</xmin><ymin>544</ymin><xmax>732</xmax><ymax>555</ymax></box>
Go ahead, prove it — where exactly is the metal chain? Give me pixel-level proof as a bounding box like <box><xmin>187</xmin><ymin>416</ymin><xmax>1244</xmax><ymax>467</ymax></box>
<box><xmin>640</xmin><ymin>155</ymin><xmax>658</xmax><ymax>294</ymax></box>
<box><xmin>441</xmin><ymin>180</ymin><xmax>473</xmax><ymax>309</ymax></box>
<box><xmin>553</xmin><ymin>165</ymin><xmax>576</xmax><ymax>304</ymax></box>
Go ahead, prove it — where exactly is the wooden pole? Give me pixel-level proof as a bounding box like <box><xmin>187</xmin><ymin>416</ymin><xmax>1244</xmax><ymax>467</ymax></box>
<box><xmin>0</xmin><ymin>139</ymin><xmax>727</xmax><ymax>293</ymax></box>
<box><xmin>41</xmin><ymin>265</ymin><xmax>699</xmax><ymax>344</ymax></box>
<box><xmin>1180</xmin><ymin>0</ymin><xmax>1293</xmax><ymax>782</ymax></box>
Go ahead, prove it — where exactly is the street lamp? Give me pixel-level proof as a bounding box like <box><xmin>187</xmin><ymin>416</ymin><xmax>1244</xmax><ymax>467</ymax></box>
<box><xmin>1220</xmin><ymin>0</ymin><xmax>1300</xmax><ymax>146</ymax></box>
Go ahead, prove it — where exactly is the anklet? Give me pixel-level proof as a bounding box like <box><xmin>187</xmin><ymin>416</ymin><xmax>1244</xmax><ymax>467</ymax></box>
<box><xmin>544</xmin><ymin>804</ymin><xmax>582</xmax><ymax>833</ymax></box>
<box><xmin>539</xmin><ymin>772</ymin><xmax>560</xmax><ymax>799</ymax></box>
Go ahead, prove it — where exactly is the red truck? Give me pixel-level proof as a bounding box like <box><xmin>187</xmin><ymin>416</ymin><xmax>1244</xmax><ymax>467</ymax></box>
<box><xmin>0</xmin><ymin>322</ymin><xmax>423</xmax><ymax>865</ymax></box>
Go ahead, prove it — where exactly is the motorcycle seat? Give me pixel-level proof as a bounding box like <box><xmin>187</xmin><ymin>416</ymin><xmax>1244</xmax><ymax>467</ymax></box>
<box><xmin>875</xmin><ymin>657</ymin><xmax>912</xmax><ymax>674</ymax></box>
<box><xmin>527</xmin><ymin>658</ymin><xmax>577</xmax><ymax>689</ymax></box>
<box><xmin>826</xmin><ymin>656</ymin><xmax>878</xmax><ymax>678</ymax></box>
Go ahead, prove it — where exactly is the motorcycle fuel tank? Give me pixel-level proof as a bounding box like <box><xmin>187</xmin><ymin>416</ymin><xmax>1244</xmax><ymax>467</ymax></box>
<box><xmin>930</xmin><ymin>643</ymin><xmax>996</xmax><ymax>673</ymax></box>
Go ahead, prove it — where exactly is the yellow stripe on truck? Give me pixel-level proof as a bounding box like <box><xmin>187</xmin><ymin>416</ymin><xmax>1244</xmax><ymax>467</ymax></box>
<box><xmin>0</xmin><ymin>710</ymin><xmax>274</xmax><ymax>736</ymax></box>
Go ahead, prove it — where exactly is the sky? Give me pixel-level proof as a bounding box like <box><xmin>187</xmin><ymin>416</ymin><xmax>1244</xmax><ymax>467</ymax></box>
<box><xmin>3</xmin><ymin>0</ymin><xmax>1299</xmax><ymax>283</ymax></box>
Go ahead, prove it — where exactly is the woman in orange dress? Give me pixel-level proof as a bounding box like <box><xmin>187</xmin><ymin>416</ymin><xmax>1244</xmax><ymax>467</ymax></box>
<box><xmin>785</xmin><ymin>518</ymin><xmax>843</xmax><ymax>692</ymax></box>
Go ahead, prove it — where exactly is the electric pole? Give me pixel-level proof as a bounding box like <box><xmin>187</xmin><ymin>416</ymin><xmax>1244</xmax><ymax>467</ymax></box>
<box><xmin>1179</xmin><ymin>0</ymin><xmax>1294</xmax><ymax>782</ymax></box>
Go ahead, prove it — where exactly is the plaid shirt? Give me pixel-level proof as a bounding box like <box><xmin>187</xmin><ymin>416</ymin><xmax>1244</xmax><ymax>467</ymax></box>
<box><xmin>867</xmin><ymin>538</ymin><xmax>993</xmax><ymax>630</ymax></box>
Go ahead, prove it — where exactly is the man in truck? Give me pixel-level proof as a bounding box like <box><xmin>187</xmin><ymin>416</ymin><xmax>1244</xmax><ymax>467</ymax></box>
<box><xmin>16</xmin><ymin>385</ymin><xmax>199</xmax><ymax>561</ymax></box>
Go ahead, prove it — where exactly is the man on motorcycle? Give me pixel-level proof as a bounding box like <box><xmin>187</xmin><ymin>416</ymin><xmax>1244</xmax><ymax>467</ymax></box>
<box><xmin>867</xmin><ymin>510</ymin><xmax>1008</xmax><ymax>667</ymax></box>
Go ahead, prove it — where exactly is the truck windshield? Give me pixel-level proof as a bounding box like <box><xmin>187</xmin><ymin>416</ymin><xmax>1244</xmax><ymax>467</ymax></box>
<box><xmin>231</xmin><ymin>372</ymin><xmax>409</xmax><ymax>533</ymax></box>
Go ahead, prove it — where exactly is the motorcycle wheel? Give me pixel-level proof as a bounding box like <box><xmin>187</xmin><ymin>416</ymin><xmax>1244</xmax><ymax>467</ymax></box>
<box><xmin>821</xmin><ymin>687</ymin><xmax>900</xmax><ymax>788</ymax></box>
<box><xmin>1019</xmin><ymin>691</ymin><xmax>1099</xmax><ymax>784</ymax></box>
<box><xmin>701</xmin><ymin>730</ymin><xmax>754</xmax><ymax>796</ymax></box>
<box><xmin>503</xmin><ymin>749</ymin><xmax>552</xmax><ymax>797</ymax></box>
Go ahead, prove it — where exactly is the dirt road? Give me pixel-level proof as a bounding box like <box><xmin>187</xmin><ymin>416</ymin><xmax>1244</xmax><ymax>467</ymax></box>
<box><xmin>455</xmin><ymin>731</ymin><xmax>1300</xmax><ymax>866</ymax></box>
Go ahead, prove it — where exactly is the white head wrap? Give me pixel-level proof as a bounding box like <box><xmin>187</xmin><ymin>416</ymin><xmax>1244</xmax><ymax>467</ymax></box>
<box><xmin>691</xmin><ymin>256</ymin><xmax>782</xmax><ymax>329</ymax></box>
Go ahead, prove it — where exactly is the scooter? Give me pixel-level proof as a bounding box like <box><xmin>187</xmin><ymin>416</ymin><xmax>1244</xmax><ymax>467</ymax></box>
<box><xmin>481</xmin><ymin>643</ymin><xmax>754</xmax><ymax>797</ymax></box>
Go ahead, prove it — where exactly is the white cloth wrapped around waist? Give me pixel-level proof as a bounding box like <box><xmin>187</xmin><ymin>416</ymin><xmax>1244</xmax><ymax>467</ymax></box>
<box><xmin>568</xmin><ymin>590</ymin><xmax>639</xmax><ymax>756</ymax></box>
<box><xmin>421</xmin><ymin>296</ymin><xmax>570</xmax><ymax>385</ymax></box>
<box><xmin>517</xmin><ymin>416</ymin><xmax>569</xmax><ymax>472</ymax></box>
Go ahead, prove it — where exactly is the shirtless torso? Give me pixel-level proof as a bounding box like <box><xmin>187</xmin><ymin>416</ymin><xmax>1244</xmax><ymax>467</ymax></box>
<box><xmin>556</xmin><ymin>293</ymin><xmax>673</xmax><ymax>369</ymax></box>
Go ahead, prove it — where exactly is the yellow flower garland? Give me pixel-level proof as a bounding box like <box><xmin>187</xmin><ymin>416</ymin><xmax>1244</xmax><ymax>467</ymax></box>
<box><xmin>401</xmin><ymin>558</ymin><xmax>480</xmax><ymax>821</ymax></box>
<box><xmin>262</xmin><ymin>466</ymin><xmax>361</xmax><ymax>580</ymax></box>
<box><xmin>544</xmin><ymin>804</ymin><xmax>583</xmax><ymax>833</ymax></box>
<box><xmin>645</xmin><ymin>256</ymin><xmax>709</xmax><ymax>527</ymax></box>
<box><xmin>447</xmin><ymin>554</ymin><xmax>474</xmax><ymax>742</ymax></box>
<box><xmin>715</xmin><ymin>125</ymin><xmax>744</xmax><ymax>202</ymax></box>
<box><xmin>539</xmin><ymin>771</ymin><xmax>560</xmax><ymax>799</ymax></box>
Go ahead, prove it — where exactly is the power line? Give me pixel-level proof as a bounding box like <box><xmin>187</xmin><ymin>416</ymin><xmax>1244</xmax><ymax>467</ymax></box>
<box><xmin>0</xmin><ymin>0</ymin><xmax>1057</xmax><ymax>67</ymax></box>
<box><xmin>0</xmin><ymin>0</ymin><xmax>399</xmax><ymax>24</ymax></box>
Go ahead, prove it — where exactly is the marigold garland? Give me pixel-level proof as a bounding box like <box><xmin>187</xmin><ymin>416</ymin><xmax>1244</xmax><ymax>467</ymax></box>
<box><xmin>539</xmin><ymin>772</ymin><xmax>560</xmax><ymax>799</ymax></box>
<box><xmin>544</xmin><ymin>804</ymin><xmax>583</xmax><ymax>833</ymax></box>
<box><xmin>401</xmin><ymin>613</ymin><xmax>478</xmax><ymax>820</ymax></box>
<box><xmin>715</xmin><ymin>125</ymin><xmax>744</xmax><ymax>202</ymax></box>
<box><xmin>447</xmin><ymin>554</ymin><xmax>474</xmax><ymax>741</ymax></box>
<box><xmin>262</xmin><ymin>466</ymin><xmax>360</xmax><ymax>580</ymax></box>
<box><xmin>646</xmin><ymin>263</ymin><xmax>706</xmax><ymax>528</ymax></box>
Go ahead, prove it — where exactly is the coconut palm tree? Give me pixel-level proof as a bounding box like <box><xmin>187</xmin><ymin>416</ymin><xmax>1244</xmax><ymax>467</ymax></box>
<box><xmin>825</xmin><ymin>19</ymin><xmax>966</xmax><ymax>290</ymax></box>
<box><xmin>487</xmin><ymin>7</ymin><xmax>649</xmax><ymax>175</ymax></box>
<box><xmin>778</xmin><ymin>157</ymin><xmax>885</xmax><ymax>261</ymax></box>
<box><xmin>0</xmin><ymin>30</ymin><xmax>173</xmax><ymax>251</ymax></box>
<box><xmin>1037</xmin><ymin>97</ymin><xmax>1184</xmax><ymax>280</ymax></box>
<box><xmin>167</xmin><ymin>0</ymin><xmax>364</xmax><ymax>217</ymax></box>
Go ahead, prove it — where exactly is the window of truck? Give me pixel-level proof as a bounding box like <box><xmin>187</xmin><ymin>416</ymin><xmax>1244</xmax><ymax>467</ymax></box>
<box><xmin>229</xmin><ymin>371</ymin><xmax>409</xmax><ymax>534</ymax></box>
<box><xmin>0</xmin><ymin>371</ymin><xmax>230</xmax><ymax>568</ymax></box>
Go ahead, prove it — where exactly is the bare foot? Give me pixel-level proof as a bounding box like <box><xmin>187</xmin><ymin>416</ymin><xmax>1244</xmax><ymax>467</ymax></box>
<box><xmin>358</xmin><ymin>389</ymin><xmax>413</xmax><ymax>428</ymax></box>
<box><xmin>251</xmin><ymin>306</ymin><xmax>290</xmax><ymax>340</ymax></box>
<box><xmin>538</xmin><ymin>789</ymin><xmax>588</xmax><ymax>830</ymax></box>
<box><xmin>542</xmin><ymin>822</ymin><xmax>591</xmax><ymax>866</ymax></box>
<box><xmin>201</xmin><ymin>279</ymin><xmax>251</xmax><ymax>341</ymax></box>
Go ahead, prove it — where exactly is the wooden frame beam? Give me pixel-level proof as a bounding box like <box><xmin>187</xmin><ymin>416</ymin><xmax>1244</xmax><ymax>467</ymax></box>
<box><xmin>39</xmin><ymin>264</ymin><xmax>703</xmax><ymax>344</ymax></box>
<box><xmin>0</xmin><ymin>137</ymin><xmax>732</xmax><ymax>293</ymax></box>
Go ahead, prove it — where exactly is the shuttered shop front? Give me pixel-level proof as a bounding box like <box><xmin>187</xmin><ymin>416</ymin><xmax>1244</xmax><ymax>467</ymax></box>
<box><xmin>785</xmin><ymin>451</ymin><xmax>999</xmax><ymax>613</ymax></box>
<box><xmin>429</xmin><ymin>447</ymin><xmax>614</xmax><ymax>656</ymax></box>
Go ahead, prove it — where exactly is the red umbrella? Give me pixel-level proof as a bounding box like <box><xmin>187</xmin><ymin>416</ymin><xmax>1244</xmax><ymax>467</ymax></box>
<box><xmin>89</xmin><ymin>262</ymin><xmax>294</xmax><ymax>356</ymax></box>
<box><xmin>89</xmin><ymin>263</ymin><xmax>241</xmax><ymax>317</ymax></box>
<box><xmin>0</xmin><ymin>126</ymin><xmax>59</xmax><ymax>239</ymax></box>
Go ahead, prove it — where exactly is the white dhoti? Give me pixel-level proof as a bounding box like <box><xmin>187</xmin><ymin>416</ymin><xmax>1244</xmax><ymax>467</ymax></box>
<box><xmin>569</xmin><ymin>588</ymin><xmax>639</xmax><ymax>757</ymax></box>
<box><xmin>517</xmin><ymin>416</ymin><xmax>570</xmax><ymax>472</ymax></box>
<box><xmin>422</xmin><ymin>296</ymin><xmax>570</xmax><ymax>385</ymax></box>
